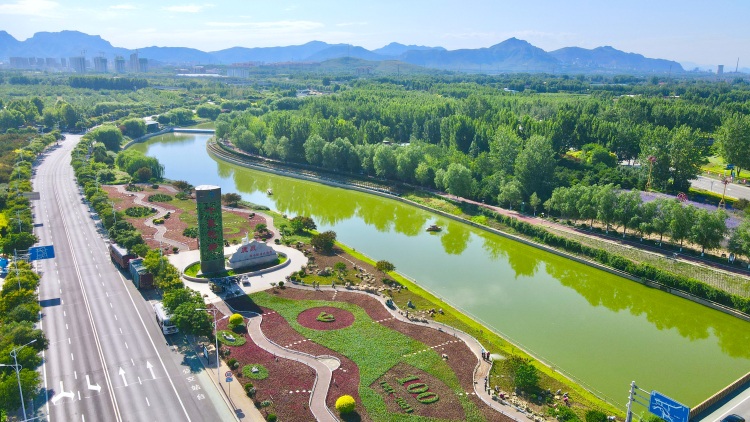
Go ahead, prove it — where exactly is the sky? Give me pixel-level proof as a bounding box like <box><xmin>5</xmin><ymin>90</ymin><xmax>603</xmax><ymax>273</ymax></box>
<box><xmin>0</xmin><ymin>0</ymin><xmax>748</xmax><ymax>66</ymax></box>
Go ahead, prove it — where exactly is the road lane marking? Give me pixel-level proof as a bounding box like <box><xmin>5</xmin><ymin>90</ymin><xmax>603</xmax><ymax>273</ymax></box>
<box><xmin>125</xmin><ymin>342</ymin><xmax>128</xmax><ymax>349</ymax></box>
<box><xmin>118</xmin><ymin>367</ymin><xmax>128</xmax><ymax>386</ymax></box>
<box><xmin>145</xmin><ymin>397</ymin><xmax>150</xmax><ymax>406</ymax></box>
<box><xmin>119</xmin><ymin>328</ymin><xmax>122</xmax><ymax>334</ymax></box>
<box><xmin>66</xmin><ymin>324</ymin><xmax>68</xmax><ymax>330</ymax></box>
<box><xmin>71</xmin><ymin>353</ymin><xmax>74</xmax><ymax>361</ymax></box>
<box><xmin>75</xmin><ymin>371</ymin><xmax>77</xmax><ymax>379</ymax></box>
<box><xmin>53</xmin><ymin>180</ymin><xmax>122</xmax><ymax>422</ymax></box>
<box><xmin>114</xmin><ymin>315</ymin><xmax>117</xmax><ymax>321</ymax></box>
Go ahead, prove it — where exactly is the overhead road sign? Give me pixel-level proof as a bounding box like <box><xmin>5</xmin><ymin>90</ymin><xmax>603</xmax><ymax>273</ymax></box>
<box><xmin>28</xmin><ymin>245</ymin><xmax>55</xmax><ymax>261</ymax></box>
<box><xmin>649</xmin><ymin>390</ymin><xmax>689</xmax><ymax>422</ymax></box>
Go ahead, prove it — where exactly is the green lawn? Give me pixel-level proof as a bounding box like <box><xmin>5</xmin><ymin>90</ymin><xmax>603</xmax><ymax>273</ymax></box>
<box><xmin>702</xmin><ymin>155</ymin><xmax>748</xmax><ymax>180</ymax></box>
<box><xmin>249</xmin><ymin>292</ymin><xmax>488</xmax><ymax>422</ymax></box>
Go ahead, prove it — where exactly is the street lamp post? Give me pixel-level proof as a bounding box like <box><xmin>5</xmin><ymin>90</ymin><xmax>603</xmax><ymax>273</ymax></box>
<box><xmin>1</xmin><ymin>339</ymin><xmax>37</xmax><ymax>420</ymax></box>
<box><xmin>197</xmin><ymin>308</ymin><xmax>229</xmax><ymax>379</ymax></box>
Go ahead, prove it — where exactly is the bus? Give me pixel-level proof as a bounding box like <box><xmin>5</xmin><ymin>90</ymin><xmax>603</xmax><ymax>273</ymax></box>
<box><xmin>154</xmin><ymin>302</ymin><xmax>178</xmax><ymax>335</ymax></box>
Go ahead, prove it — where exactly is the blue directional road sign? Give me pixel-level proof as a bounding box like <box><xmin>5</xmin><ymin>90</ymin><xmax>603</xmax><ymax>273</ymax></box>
<box><xmin>649</xmin><ymin>390</ymin><xmax>689</xmax><ymax>422</ymax></box>
<box><xmin>28</xmin><ymin>245</ymin><xmax>55</xmax><ymax>261</ymax></box>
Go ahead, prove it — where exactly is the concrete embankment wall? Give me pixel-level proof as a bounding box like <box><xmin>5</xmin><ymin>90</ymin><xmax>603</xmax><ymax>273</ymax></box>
<box><xmin>690</xmin><ymin>370</ymin><xmax>750</xmax><ymax>419</ymax></box>
<box><xmin>122</xmin><ymin>127</ymin><xmax>216</xmax><ymax>150</ymax></box>
<box><xmin>207</xmin><ymin>141</ymin><xmax>750</xmax><ymax>324</ymax></box>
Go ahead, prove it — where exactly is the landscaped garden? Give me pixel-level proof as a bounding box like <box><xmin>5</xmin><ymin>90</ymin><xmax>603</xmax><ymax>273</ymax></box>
<box><xmin>183</xmin><ymin>254</ymin><xmax>287</xmax><ymax>278</ymax></box>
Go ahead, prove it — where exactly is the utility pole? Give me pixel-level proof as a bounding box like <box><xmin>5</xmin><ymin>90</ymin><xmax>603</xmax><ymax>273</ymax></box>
<box><xmin>625</xmin><ymin>381</ymin><xmax>636</xmax><ymax>422</ymax></box>
<box><xmin>2</xmin><ymin>339</ymin><xmax>37</xmax><ymax>420</ymax></box>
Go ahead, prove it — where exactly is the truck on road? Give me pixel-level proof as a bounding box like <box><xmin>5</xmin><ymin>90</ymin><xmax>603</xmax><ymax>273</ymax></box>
<box><xmin>109</xmin><ymin>243</ymin><xmax>135</xmax><ymax>270</ymax></box>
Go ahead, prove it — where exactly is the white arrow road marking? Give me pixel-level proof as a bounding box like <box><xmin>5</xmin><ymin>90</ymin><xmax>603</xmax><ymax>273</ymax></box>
<box><xmin>51</xmin><ymin>381</ymin><xmax>74</xmax><ymax>404</ymax></box>
<box><xmin>118</xmin><ymin>367</ymin><xmax>128</xmax><ymax>387</ymax></box>
<box><xmin>146</xmin><ymin>361</ymin><xmax>155</xmax><ymax>379</ymax></box>
<box><xmin>86</xmin><ymin>375</ymin><xmax>101</xmax><ymax>392</ymax></box>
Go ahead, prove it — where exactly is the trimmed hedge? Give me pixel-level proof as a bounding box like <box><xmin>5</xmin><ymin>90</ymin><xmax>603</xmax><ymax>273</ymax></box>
<box><xmin>468</xmin><ymin>205</ymin><xmax>750</xmax><ymax>314</ymax></box>
<box><xmin>148</xmin><ymin>193</ymin><xmax>173</xmax><ymax>202</ymax></box>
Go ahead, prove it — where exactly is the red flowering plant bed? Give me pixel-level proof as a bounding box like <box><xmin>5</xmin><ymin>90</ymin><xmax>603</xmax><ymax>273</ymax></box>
<box><xmin>258</xmin><ymin>307</ymin><xmax>371</xmax><ymax>421</ymax></box>
<box><xmin>297</xmin><ymin>306</ymin><xmax>355</xmax><ymax>330</ymax></box>
<box><xmin>215</xmin><ymin>313</ymin><xmax>316</xmax><ymax>422</ymax></box>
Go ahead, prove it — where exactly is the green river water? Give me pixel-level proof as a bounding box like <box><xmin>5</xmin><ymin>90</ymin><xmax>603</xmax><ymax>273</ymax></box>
<box><xmin>132</xmin><ymin>132</ymin><xmax>750</xmax><ymax>408</ymax></box>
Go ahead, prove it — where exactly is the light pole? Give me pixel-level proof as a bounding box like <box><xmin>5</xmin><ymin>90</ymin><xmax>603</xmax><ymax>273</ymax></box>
<box><xmin>197</xmin><ymin>308</ymin><xmax>229</xmax><ymax>379</ymax></box>
<box><xmin>3</xmin><ymin>339</ymin><xmax>37</xmax><ymax>420</ymax></box>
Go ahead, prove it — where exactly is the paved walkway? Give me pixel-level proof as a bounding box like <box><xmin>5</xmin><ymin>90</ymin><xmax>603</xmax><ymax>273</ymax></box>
<box><xmin>114</xmin><ymin>184</ymin><xmax>190</xmax><ymax>251</ymax></box>
<box><xmin>223</xmin><ymin>300</ymin><xmax>339</xmax><ymax>422</ymax></box>
<box><xmin>281</xmin><ymin>283</ymin><xmax>529</xmax><ymax>422</ymax></box>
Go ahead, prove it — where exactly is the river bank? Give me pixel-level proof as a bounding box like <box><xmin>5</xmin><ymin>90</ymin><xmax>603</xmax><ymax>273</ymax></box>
<box><xmin>129</xmin><ymin>131</ymin><xmax>750</xmax><ymax>408</ymax></box>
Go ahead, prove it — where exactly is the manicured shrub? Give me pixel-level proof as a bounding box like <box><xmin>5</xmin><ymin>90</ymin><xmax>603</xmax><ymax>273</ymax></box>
<box><xmin>278</xmin><ymin>281</ymin><xmax>284</xmax><ymax>288</ymax></box>
<box><xmin>176</xmin><ymin>192</ymin><xmax>190</xmax><ymax>200</ymax></box>
<box><xmin>335</xmin><ymin>395</ymin><xmax>356</xmax><ymax>414</ymax></box>
<box><xmin>229</xmin><ymin>313</ymin><xmax>244</xmax><ymax>325</ymax></box>
<box><xmin>183</xmin><ymin>227</ymin><xmax>198</xmax><ymax>238</ymax></box>
<box><xmin>125</xmin><ymin>206</ymin><xmax>152</xmax><ymax>217</ymax></box>
<box><xmin>148</xmin><ymin>193</ymin><xmax>173</xmax><ymax>202</ymax></box>
<box><xmin>151</xmin><ymin>184</ymin><xmax>159</xmax><ymax>189</ymax></box>
<box><xmin>266</xmin><ymin>414</ymin><xmax>277</xmax><ymax>422</ymax></box>
<box><xmin>226</xmin><ymin>358</ymin><xmax>237</xmax><ymax>368</ymax></box>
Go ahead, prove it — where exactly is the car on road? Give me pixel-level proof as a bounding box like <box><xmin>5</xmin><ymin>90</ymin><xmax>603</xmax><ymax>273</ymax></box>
<box><xmin>721</xmin><ymin>415</ymin><xmax>745</xmax><ymax>422</ymax></box>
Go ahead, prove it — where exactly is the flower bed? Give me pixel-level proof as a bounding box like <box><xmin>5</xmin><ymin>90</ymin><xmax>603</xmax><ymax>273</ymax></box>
<box><xmin>249</xmin><ymin>291</ymin><xmax>489</xmax><ymax>422</ymax></box>
<box><xmin>297</xmin><ymin>306</ymin><xmax>355</xmax><ymax>330</ymax></box>
<box><xmin>371</xmin><ymin>362</ymin><xmax>465</xmax><ymax>420</ymax></box>
<box><xmin>214</xmin><ymin>315</ymin><xmax>316</xmax><ymax>422</ymax></box>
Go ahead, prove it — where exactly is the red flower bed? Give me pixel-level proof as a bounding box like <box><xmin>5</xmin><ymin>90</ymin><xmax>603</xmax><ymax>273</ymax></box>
<box><xmin>215</xmin><ymin>312</ymin><xmax>317</xmax><ymax>422</ymax></box>
<box><xmin>258</xmin><ymin>307</ymin><xmax>371</xmax><ymax>421</ymax></box>
<box><xmin>297</xmin><ymin>307</ymin><xmax>355</xmax><ymax>330</ymax></box>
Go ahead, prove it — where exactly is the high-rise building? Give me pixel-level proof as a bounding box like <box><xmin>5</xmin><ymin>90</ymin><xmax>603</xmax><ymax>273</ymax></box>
<box><xmin>129</xmin><ymin>52</ymin><xmax>139</xmax><ymax>72</ymax></box>
<box><xmin>226</xmin><ymin>67</ymin><xmax>250</xmax><ymax>78</ymax></box>
<box><xmin>114</xmin><ymin>56</ymin><xmax>126</xmax><ymax>73</ymax></box>
<box><xmin>717</xmin><ymin>65</ymin><xmax>724</xmax><ymax>75</ymax></box>
<box><xmin>28</xmin><ymin>57</ymin><xmax>36</xmax><ymax>67</ymax></box>
<box><xmin>9</xmin><ymin>57</ymin><xmax>29</xmax><ymax>68</ymax></box>
<box><xmin>46</xmin><ymin>58</ymin><xmax>57</xmax><ymax>68</ymax></box>
<box><xmin>36</xmin><ymin>58</ymin><xmax>44</xmax><ymax>67</ymax></box>
<box><xmin>60</xmin><ymin>58</ymin><xmax>67</xmax><ymax>68</ymax></box>
<box><xmin>69</xmin><ymin>56</ymin><xmax>86</xmax><ymax>73</ymax></box>
<box><xmin>138</xmin><ymin>58</ymin><xmax>148</xmax><ymax>73</ymax></box>
<box><xmin>93</xmin><ymin>57</ymin><xmax>108</xmax><ymax>73</ymax></box>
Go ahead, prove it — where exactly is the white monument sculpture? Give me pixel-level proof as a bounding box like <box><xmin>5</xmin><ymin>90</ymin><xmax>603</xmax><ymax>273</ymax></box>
<box><xmin>227</xmin><ymin>235</ymin><xmax>278</xmax><ymax>270</ymax></box>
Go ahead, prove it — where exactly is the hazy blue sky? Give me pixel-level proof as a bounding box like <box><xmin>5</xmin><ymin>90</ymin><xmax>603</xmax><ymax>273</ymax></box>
<box><xmin>0</xmin><ymin>0</ymin><xmax>748</xmax><ymax>66</ymax></box>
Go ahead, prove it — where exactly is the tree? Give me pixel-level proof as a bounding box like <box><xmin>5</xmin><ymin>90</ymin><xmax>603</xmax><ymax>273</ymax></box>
<box><xmin>120</xmin><ymin>118</ymin><xmax>146</xmax><ymax>139</ymax></box>
<box><xmin>373</xmin><ymin>145</ymin><xmax>397</xmax><ymax>179</ymax></box>
<box><xmin>221</xmin><ymin>193</ymin><xmax>242</xmax><ymax>207</ymax></box>
<box><xmin>311</xmin><ymin>231</ymin><xmax>336</xmax><ymax>252</ymax></box>
<box><xmin>596</xmin><ymin>184</ymin><xmax>618</xmax><ymax>233</ymax></box>
<box><xmin>489</xmin><ymin>126</ymin><xmax>523</xmax><ymax>175</ymax></box>
<box><xmin>415</xmin><ymin>162</ymin><xmax>436</xmax><ymax>187</ymax></box>
<box><xmin>585</xmin><ymin>410</ymin><xmax>608</xmax><ymax>422</ymax></box>
<box><xmin>691</xmin><ymin>209</ymin><xmax>728</xmax><ymax>255</ymax></box>
<box><xmin>636</xmin><ymin>200</ymin><xmax>658</xmax><ymax>241</ymax></box>
<box><xmin>615</xmin><ymin>190</ymin><xmax>642</xmax><ymax>237</ymax></box>
<box><xmin>172</xmin><ymin>180</ymin><xmax>193</xmax><ymax>193</ymax></box>
<box><xmin>443</xmin><ymin>163</ymin><xmax>472</xmax><ymax>198</ymax></box>
<box><xmin>715</xmin><ymin>114</ymin><xmax>750</xmax><ymax>178</ymax></box>
<box><xmin>255</xmin><ymin>223</ymin><xmax>267</xmax><ymax>233</ymax></box>
<box><xmin>304</xmin><ymin>134</ymin><xmax>326</xmax><ymax>166</ymax></box>
<box><xmin>375</xmin><ymin>260</ymin><xmax>395</xmax><ymax>275</ymax></box>
<box><xmin>651</xmin><ymin>199</ymin><xmax>673</xmax><ymax>245</ymax></box>
<box><xmin>498</xmin><ymin>180</ymin><xmax>522</xmax><ymax>210</ymax></box>
<box><xmin>135</xmin><ymin>167</ymin><xmax>152</xmax><ymax>182</ymax></box>
<box><xmin>503</xmin><ymin>355</ymin><xmax>539</xmax><ymax>391</ymax></box>
<box><xmin>728</xmin><ymin>220</ymin><xmax>750</xmax><ymax>266</ymax></box>
<box><xmin>92</xmin><ymin>125</ymin><xmax>124</xmax><ymax>151</ymax></box>
<box><xmin>529</xmin><ymin>192</ymin><xmax>541</xmax><ymax>216</ymax></box>
<box><xmin>290</xmin><ymin>216</ymin><xmax>315</xmax><ymax>233</ymax></box>
<box><xmin>669</xmin><ymin>126</ymin><xmax>708</xmax><ymax>191</ymax></box>
<box><xmin>670</xmin><ymin>204</ymin><xmax>696</xmax><ymax>250</ymax></box>
<box><xmin>577</xmin><ymin>185</ymin><xmax>599</xmax><ymax>228</ymax></box>
<box><xmin>322</xmin><ymin>77</ymin><xmax>331</xmax><ymax>86</ymax></box>
<box><xmin>0</xmin><ymin>232</ymin><xmax>37</xmax><ymax>254</ymax></box>
<box><xmin>196</xmin><ymin>104</ymin><xmax>221</xmax><ymax>120</ymax></box>
<box><xmin>333</xmin><ymin>262</ymin><xmax>347</xmax><ymax>274</ymax></box>
<box><xmin>515</xmin><ymin>135</ymin><xmax>556</xmax><ymax>198</ymax></box>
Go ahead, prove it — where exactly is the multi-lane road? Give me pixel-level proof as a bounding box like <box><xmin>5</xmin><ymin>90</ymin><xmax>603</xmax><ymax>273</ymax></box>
<box><xmin>692</xmin><ymin>175</ymin><xmax>750</xmax><ymax>201</ymax></box>
<box><xmin>32</xmin><ymin>134</ymin><xmax>234</xmax><ymax>421</ymax></box>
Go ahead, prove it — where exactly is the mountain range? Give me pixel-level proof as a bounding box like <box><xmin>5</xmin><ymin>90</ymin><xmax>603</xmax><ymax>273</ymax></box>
<box><xmin>0</xmin><ymin>30</ymin><xmax>686</xmax><ymax>73</ymax></box>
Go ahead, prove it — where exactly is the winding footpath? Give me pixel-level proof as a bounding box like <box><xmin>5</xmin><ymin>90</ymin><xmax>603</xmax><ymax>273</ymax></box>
<box><xmin>114</xmin><ymin>185</ymin><xmax>190</xmax><ymax>251</ymax></box>
<box><xmin>225</xmin><ymin>283</ymin><xmax>529</xmax><ymax>422</ymax></box>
